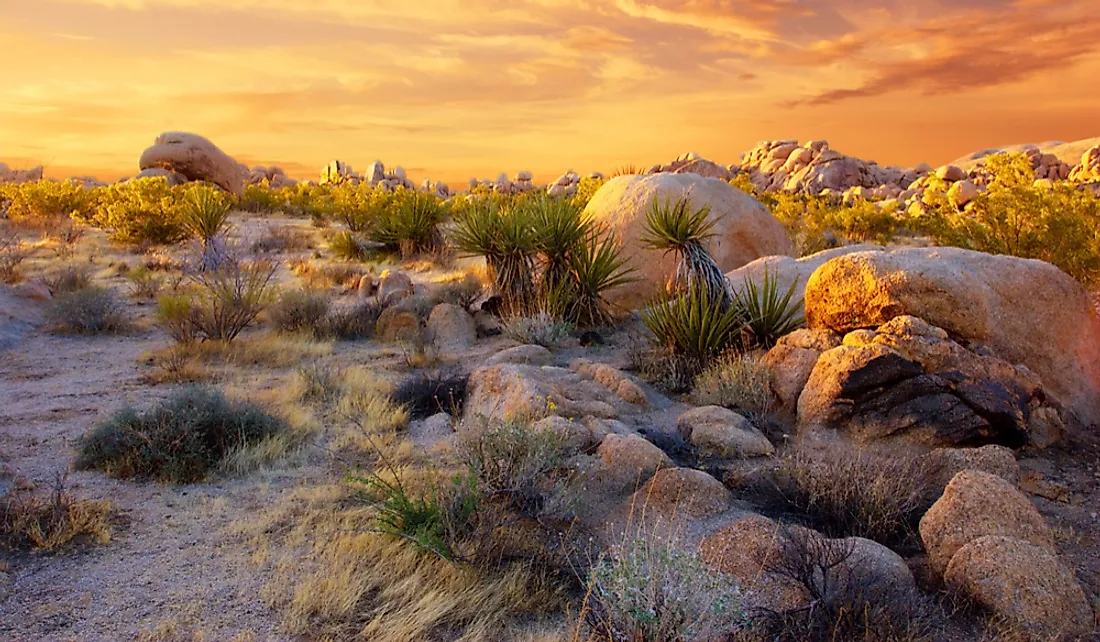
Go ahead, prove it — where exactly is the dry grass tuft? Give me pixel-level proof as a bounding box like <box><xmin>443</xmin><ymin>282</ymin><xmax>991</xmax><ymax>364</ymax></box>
<box><xmin>692</xmin><ymin>351</ymin><xmax>776</xmax><ymax>418</ymax></box>
<box><xmin>0</xmin><ymin>474</ymin><xmax>112</xmax><ymax>551</ymax></box>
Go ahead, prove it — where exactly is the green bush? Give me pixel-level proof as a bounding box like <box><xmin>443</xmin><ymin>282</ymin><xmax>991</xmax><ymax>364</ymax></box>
<box><xmin>75</xmin><ymin>386</ymin><xmax>287</xmax><ymax>483</ymax></box>
<box><xmin>156</xmin><ymin>259</ymin><xmax>278</xmax><ymax>343</ymax></box>
<box><xmin>87</xmin><ymin>177</ymin><xmax>187</xmax><ymax>244</ymax></box>
<box><xmin>2</xmin><ymin>179</ymin><xmax>99</xmax><ymax>221</ymax></box>
<box><xmin>453</xmin><ymin>200</ymin><xmax>539</xmax><ymax>307</ymax></box>
<box><xmin>269</xmin><ymin>289</ymin><xmax>332</xmax><ymax>334</ymax></box>
<box><xmin>328</xmin><ymin>230</ymin><xmax>369</xmax><ymax>261</ymax></box>
<box><xmin>763</xmin><ymin>192</ymin><xmax>900</xmax><ymax>257</ymax></box>
<box><xmin>320</xmin><ymin>299</ymin><xmax>385</xmax><ymax>340</ymax></box>
<box><xmin>916</xmin><ymin>152</ymin><xmax>1100</xmax><ymax>285</ymax></box>
<box><xmin>642</xmin><ymin>283</ymin><xmax>746</xmax><ymax>371</ymax></box>
<box><xmin>582</xmin><ymin>537</ymin><xmax>745</xmax><ymax>642</ymax></box>
<box><xmin>46</xmin><ymin>286</ymin><xmax>127</xmax><ymax>334</ymax></box>
<box><xmin>368</xmin><ymin>189</ymin><xmax>446</xmax><ymax>256</ymax></box>
<box><xmin>732</xmin><ymin>267</ymin><xmax>804</xmax><ymax>348</ymax></box>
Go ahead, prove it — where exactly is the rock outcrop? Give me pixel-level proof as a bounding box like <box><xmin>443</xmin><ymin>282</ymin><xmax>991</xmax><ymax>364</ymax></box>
<box><xmin>583</xmin><ymin>173</ymin><xmax>793</xmax><ymax>309</ymax></box>
<box><xmin>803</xmin><ymin>247</ymin><xmax>1100</xmax><ymax>425</ymax></box>
<box><xmin>138</xmin><ymin>132</ymin><xmax>249</xmax><ymax>196</ymax></box>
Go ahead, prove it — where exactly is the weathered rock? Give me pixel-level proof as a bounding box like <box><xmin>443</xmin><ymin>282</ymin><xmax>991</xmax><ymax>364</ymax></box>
<box><xmin>138</xmin><ymin>132</ymin><xmax>248</xmax><ymax>196</ymax></box>
<box><xmin>936</xmin><ymin>165</ymin><xmax>968</xmax><ymax>182</ymax></box>
<box><xmin>427</xmin><ymin>303</ymin><xmax>476</xmax><ymax>351</ymax></box>
<box><xmin>632</xmin><ymin>467</ymin><xmax>731</xmax><ymax>518</ymax></box>
<box><xmin>584</xmin><ymin>173</ymin><xmax>793</xmax><ymax>309</ymax></box>
<box><xmin>726</xmin><ymin>245</ymin><xmax>884</xmax><ymax>322</ymax></box>
<box><xmin>570</xmin><ymin>359</ymin><xmax>648</xmax><ymax>406</ymax></box>
<box><xmin>699</xmin><ymin>514</ymin><xmax>812</xmax><ymax>612</ymax></box>
<box><xmin>485</xmin><ymin>344</ymin><xmax>553</xmax><ymax>367</ymax></box>
<box><xmin>377</xmin><ymin>270</ymin><xmax>413</xmax><ymax>304</ymax></box>
<box><xmin>677</xmin><ymin>406</ymin><xmax>774</xmax><ymax>458</ymax></box>
<box><xmin>356</xmin><ymin>273</ymin><xmax>376</xmax><ymax>298</ymax></box>
<box><xmin>948</xmin><ymin>179</ymin><xmax>979</xmax><ymax>207</ymax></box>
<box><xmin>465</xmin><ymin>363</ymin><xmax>627</xmax><ymax>423</ymax></box>
<box><xmin>928</xmin><ymin>445</ymin><xmax>1019</xmax><ymax>489</ymax></box>
<box><xmin>803</xmin><ymin>247</ymin><xmax>1100</xmax><ymax>425</ymax></box>
<box><xmin>944</xmin><ymin>536</ymin><xmax>1092</xmax><ymax>641</ymax></box>
<box><xmin>375</xmin><ymin>304</ymin><xmax>422</xmax><ymax>343</ymax></box>
<box><xmin>919</xmin><ymin>470</ymin><xmax>1054</xmax><ymax>576</ymax></box>
<box><xmin>762</xmin><ymin>343</ymin><xmax>825</xmax><ymax>418</ymax></box>
<box><xmin>534</xmin><ymin>415</ymin><xmax>596</xmax><ymax>454</ymax></box>
<box><xmin>596</xmin><ymin>433</ymin><xmax>673</xmax><ymax>487</ymax></box>
<box><xmin>134</xmin><ymin>167</ymin><xmax>189</xmax><ymax>186</ymax></box>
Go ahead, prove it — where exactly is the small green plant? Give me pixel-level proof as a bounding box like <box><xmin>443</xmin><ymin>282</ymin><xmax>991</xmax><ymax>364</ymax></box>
<box><xmin>75</xmin><ymin>386</ymin><xmax>288</xmax><ymax>483</ymax></box>
<box><xmin>269</xmin><ymin>289</ymin><xmax>332</xmax><ymax>335</ymax></box>
<box><xmin>46</xmin><ymin>286</ymin><xmax>127</xmax><ymax>334</ymax></box>
<box><xmin>87</xmin><ymin>177</ymin><xmax>187</xmax><ymax>245</ymax></box>
<box><xmin>160</xmin><ymin>259</ymin><xmax>279</xmax><ymax>343</ymax></box>
<box><xmin>640</xmin><ymin>197</ymin><xmax>732</xmax><ymax>308</ymax></box>
<box><xmin>456</xmin><ymin>418</ymin><xmax>568</xmax><ymax>515</ymax></box>
<box><xmin>42</xmin><ymin>264</ymin><xmax>92</xmax><ymax>296</ymax></box>
<box><xmin>561</xmin><ymin>230</ymin><xmax>635</xmax><ymax>327</ymax></box>
<box><xmin>733</xmin><ymin>267</ymin><xmax>804</xmax><ymax>348</ymax></box>
<box><xmin>126</xmin><ymin>266</ymin><xmax>165</xmax><ymax>300</ymax></box>
<box><xmin>693</xmin><ymin>352</ymin><xmax>776</xmax><ymax>417</ymax></box>
<box><xmin>581</xmin><ymin>536</ymin><xmax>745</xmax><ymax>642</ymax></box>
<box><xmin>642</xmin><ymin>283</ymin><xmax>745</xmax><ymax>370</ymax></box>
<box><xmin>328</xmin><ymin>230</ymin><xmax>368</xmax><ymax>261</ymax></box>
<box><xmin>292</xmin><ymin>361</ymin><xmax>345</xmax><ymax>404</ymax></box>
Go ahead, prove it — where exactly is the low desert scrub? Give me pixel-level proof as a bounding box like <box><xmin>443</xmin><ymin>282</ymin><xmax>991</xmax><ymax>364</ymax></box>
<box><xmin>48</xmin><ymin>222</ymin><xmax>85</xmax><ymax>259</ymax></box>
<box><xmin>0</xmin><ymin>473</ymin><xmax>112</xmax><ymax>551</ymax></box>
<box><xmin>142</xmin><ymin>344</ymin><xmax>212</xmax><ymax>384</ymax></box>
<box><xmin>763</xmin><ymin>191</ymin><xmax>900</xmax><ymax>257</ymax></box>
<box><xmin>156</xmin><ymin>259</ymin><xmax>278</xmax><ymax>343</ymax></box>
<box><xmin>332</xmin><ymin>369</ymin><xmax>411</xmax><ymax>455</ymax></box>
<box><xmin>290</xmin><ymin>258</ymin><xmax>364</xmax><ymax>290</ymax></box>
<box><xmin>83</xmin><ymin>177</ymin><xmax>188</xmax><ymax>244</ymax></box>
<box><xmin>75</xmin><ymin>386</ymin><xmax>289</xmax><ymax>483</ymax></box>
<box><xmin>42</xmin><ymin>263</ymin><xmax>92</xmax><ymax>296</ymax></box>
<box><xmin>268</xmin><ymin>288</ymin><xmax>332</xmax><ymax>334</ymax></box>
<box><xmin>767</xmin><ymin>446</ymin><xmax>941</xmax><ymax>547</ymax></box>
<box><xmin>319</xmin><ymin>299</ymin><xmax>384</xmax><ymax>340</ymax></box>
<box><xmin>503</xmin><ymin>310</ymin><xmax>574</xmax><ymax>347</ymax></box>
<box><xmin>578</xmin><ymin>536</ymin><xmax>746</xmax><ymax>642</ymax></box>
<box><xmin>692</xmin><ymin>352</ymin><xmax>776</xmax><ymax>418</ymax></box>
<box><xmin>290</xmin><ymin>362</ymin><xmax>345</xmax><ymax>405</ymax></box>
<box><xmin>0</xmin><ymin>226</ymin><xmax>31</xmax><ymax>283</ymax></box>
<box><xmin>739</xmin><ymin>527</ymin><xmax>938</xmax><ymax>642</ymax></box>
<box><xmin>46</xmin><ymin>285</ymin><xmax>128</xmax><ymax>334</ymax></box>
<box><xmin>369</xmin><ymin>189</ymin><xmax>447</xmax><ymax>256</ymax></box>
<box><xmin>150</xmin><ymin>334</ymin><xmax>334</xmax><ymax>371</ymax></box>
<box><xmin>250</xmin><ymin>224</ymin><xmax>310</xmax><ymax>254</ymax></box>
<box><xmin>126</xmin><ymin>265</ymin><xmax>165</xmax><ymax>300</ymax></box>
<box><xmin>429</xmin><ymin>271</ymin><xmax>485</xmax><ymax>310</ymax></box>
<box><xmin>328</xmin><ymin>230</ymin><xmax>370</xmax><ymax>261</ymax></box>
<box><xmin>391</xmin><ymin>369</ymin><xmax>469</xmax><ymax>419</ymax></box>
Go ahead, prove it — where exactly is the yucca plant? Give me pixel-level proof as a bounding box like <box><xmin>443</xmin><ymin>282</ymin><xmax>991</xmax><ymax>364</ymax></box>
<box><xmin>528</xmin><ymin>195</ymin><xmax>589</xmax><ymax>291</ymax></box>
<box><xmin>563</xmin><ymin>229</ymin><xmax>636</xmax><ymax>327</ymax></box>
<box><xmin>640</xmin><ymin>196</ymin><xmax>732</xmax><ymax>309</ymax></box>
<box><xmin>734</xmin><ymin>267</ymin><xmax>804</xmax><ymax>348</ymax></box>
<box><xmin>329</xmin><ymin>230</ymin><xmax>368</xmax><ymax>261</ymax></box>
<box><xmin>370</xmin><ymin>190</ymin><xmax>446</xmax><ymax>256</ymax></box>
<box><xmin>180</xmin><ymin>184</ymin><xmax>233</xmax><ymax>271</ymax></box>
<box><xmin>452</xmin><ymin>201</ymin><xmax>538</xmax><ymax>307</ymax></box>
<box><xmin>642</xmin><ymin>283</ymin><xmax>746</xmax><ymax>370</ymax></box>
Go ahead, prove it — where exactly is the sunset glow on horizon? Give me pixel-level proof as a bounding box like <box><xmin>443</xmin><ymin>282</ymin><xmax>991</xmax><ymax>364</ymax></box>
<box><xmin>2</xmin><ymin>0</ymin><xmax>1099</xmax><ymax>186</ymax></box>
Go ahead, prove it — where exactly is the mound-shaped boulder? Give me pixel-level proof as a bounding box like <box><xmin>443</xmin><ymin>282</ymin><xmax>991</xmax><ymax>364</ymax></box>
<box><xmin>803</xmin><ymin>247</ymin><xmax>1100</xmax><ymax>425</ymax></box>
<box><xmin>583</xmin><ymin>173</ymin><xmax>793</xmax><ymax>309</ymax></box>
<box><xmin>677</xmin><ymin>406</ymin><xmax>774</xmax><ymax>459</ymax></box>
<box><xmin>919</xmin><ymin>470</ymin><xmax>1054</xmax><ymax>576</ymax></box>
<box><xmin>945</xmin><ymin>536</ymin><xmax>1092</xmax><ymax>641</ymax></box>
<box><xmin>138</xmin><ymin>132</ymin><xmax>248</xmax><ymax>196</ymax></box>
<box><xmin>427</xmin><ymin>303</ymin><xmax>476</xmax><ymax>352</ymax></box>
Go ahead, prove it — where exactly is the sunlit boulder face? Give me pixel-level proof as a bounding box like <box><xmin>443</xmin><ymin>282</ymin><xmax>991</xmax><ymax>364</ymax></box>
<box><xmin>582</xmin><ymin>172</ymin><xmax>794</xmax><ymax>310</ymax></box>
<box><xmin>138</xmin><ymin>132</ymin><xmax>248</xmax><ymax>196</ymax></box>
<box><xmin>803</xmin><ymin>246</ymin><xmax>1100</xmax><ymax>426</ymax></box>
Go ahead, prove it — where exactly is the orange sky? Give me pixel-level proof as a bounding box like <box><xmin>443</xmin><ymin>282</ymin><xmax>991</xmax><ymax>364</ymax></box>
<box><xmin>1</xmin><ymin>0</ymin><xmax>1099</xmax><ymax>185</ymax></box>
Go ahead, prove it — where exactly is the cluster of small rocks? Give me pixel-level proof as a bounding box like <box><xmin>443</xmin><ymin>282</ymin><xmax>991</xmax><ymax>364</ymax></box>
<box><xmin>246</xmin><ymin>165</ymin><xmax>296</xmax><ymax>189</ymax></box>
<box><xmin>1068</xmin><ymin>144</ymin><xmax>1100</xmax><ymax>184</ymax></box>
<box><xmin>466</xmin><ymin>170</ymin><xmax>539</xmax><ymax>195</ymax></box>
<box><xmin>319</xmin><ymin>160</ymin><xmax>434</xmax><ymax>194</ymax></box>
<box><xmin>0</xmin><ymin>163</ymin><xmax>44</xmax><ymax>184</ymax></box>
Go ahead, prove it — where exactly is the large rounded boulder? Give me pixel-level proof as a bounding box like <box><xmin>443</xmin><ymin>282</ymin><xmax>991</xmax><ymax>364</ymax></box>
<box><xmin>138</xmin><ymin>132</ymin><xmax>249</xmax><ymax>196</ymax></box>
<box><xmin>583</xmin><ymin>173</ymin><xmax>793</xmax><ymax>309</ymax></box>
<box><xmin>803</xmin><ymin>247</ymin><xmax>1100</xmax><ymax>425</ymax></box>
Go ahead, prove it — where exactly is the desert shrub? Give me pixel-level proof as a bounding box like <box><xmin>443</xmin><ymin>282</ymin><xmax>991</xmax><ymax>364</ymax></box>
<box><xmin>250</xmin><ymin>224</ymin><xmax>310</xmax><ymax>253</ymax></box>
<box><xmin>240</xmin><ymin>179</ymin><xmax>283</xmax><ymax>213</ymax></box>
<box><xmin>268</xmin><ymin>288</ymin><xmax>332</xmax><ymax>335</ymax></box>
<box><xmin>321</xmin><ymin>299</ymin><xmax>385</xmax><ymax>340</ymax></box>
<box><xmin>391</xmin><ymin>369</ymin><xmax>469</xmax><ymax>419</ymax></box>
<box><xmin>291</xmin><ymin>258</ymin><xmax>365</xmax><ymax>290</ymax></box>
<box><xmin>126</xmin><ymin>266</ymin><xmax>165</xmax><ymax>300</ymax></box>
<box><xmin>430</xmin><ymin>272</ymin><xmax>485</xmax><ymax>310</ymax></box>
<box><xmin>693</xmin><ymin>352</ymin><xmax>776</xmax><ymax>417</ymax></box>
<box><xmin>581</xmin><ymin>536</ymin><xmax>746</xmax><ymax>642</ymax></box>
<box><xmin>3</xmin><ymin>179</ymin><xmax>99</xmax><ymax>221</ymax></box>
<box><xmin>571</xmin><ymin>175</ymin><xmax>605</xmax><ymax>208</ymax></box>
<box><xmin>49</xmin><ymin>222</ymin><xmax>86</xmax><ymax>259</ymax></box>
<box><xmin>556</xmin><ymin>230</ymin><xmax>635</xmax><ymax>327</ymax></box>
<box><xmin>179</xmin><ymin>183</ymin><xmax>233</xmax><ymax>270</ymax></box>
<box><xmin>764</xmin><ymin>191</ymin><xmax>900</xmax><ymax>257</ymax></box>
<box><xmin>327</xmin><ymin>230</ymin><xmax>369</xmax><ymax>261</ymax></box>
<box><xmin>456</xmin><ymin>418</ymin><xmax>569</xmax><ymax>516</ymax></box>
<box><xmin>0</xmin><ymin>473</ymin><xmax>112</xmax><ymax>551</ymax></box>
<box><xmin>158</xmin><ymin>259</ymin><xmax>279</xmax><ymax>343</ymax></box>
<box><xmin>453</xmin><ymin>199</ymin><xmax>539</xmax><ymax>307</ymax></box>
<box><xmin>768</xmin><ymin>446</ymin><xmax>940</xmax><ymax>547</ymax></box>
<box><xmin>628</xmin><ymin>337</ymin><xmax>703</xmax><ymax>394</ymax></box>
<box><xmin>916</xmin><ymin>152</ymin><xmax>1100</xmax><ymax>285</ymax></box>
<box><xmin>0</xmin><ymin>226</ymin><xmax>31</xmax><ymax>283</ymax></box>
<box><xmin>503</xmin><ymin>310</ymin><xmax>574</xmax><ymax>347</ymax></box>
<box><xmin>75</xmin><ymin>386</ymin><xmax>287</xmax><ymax>483</ymax></box>
<box><xmin>42</xmin><ymin>263</ymin><xmax>92</xmax><ymax>296</ymax></box>
<box><xmin>368</xmin><ymin>189</ymin><xmax>446</xmax><ymax>256</ymax></box>
<box><xmin>87</xmin><ymin>177</ymin><xmax>187</xmax><ymax>244</ymax></box>
<box><xmin>642</xmin><ymin>283</ymin><xmax>746</xmax><ymax>376</ymax></box>
<box><xmin>46</xmin><ymin>286</ymin><xmax>127</xmax><ymax>334</ymax></box>
<box><xmin>329</xmin><ymin>181</ymin><xmax>390</xmax><ymax>231</ymax></box>
<box><xmin>744</xmin><ymin>527</ymin><xmax>938</xmax><ymax>642</ymax></box>
<box><xmin>732</xmin><ymin>267</ymin><xmax>804</xmax><ymax>348</ymax></box>
<box><xmin>292</xmin><ymin>362</ymin><xmax>345</xmax><ymax>404</ymax></box>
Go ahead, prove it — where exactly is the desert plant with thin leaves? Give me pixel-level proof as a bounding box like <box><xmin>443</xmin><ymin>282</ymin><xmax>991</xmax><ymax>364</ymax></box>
<box><xmin>642</xmin><ymin>282</ymin><xmax>746</xmax><ymax>368</ymax></box>
<box><xmin>640</xmin><ymin>196</ymin><xmax>733</xmax><ymax>309</ymax></box>
<box><xmin>180</xmin><ymin>184</ymin><xmax>234</xmax><ymax>271</ymax></box>
<box><xmin>733</xmin><ymin>266</ymin><xmax>804</xmax><ymax>348</ymax></box>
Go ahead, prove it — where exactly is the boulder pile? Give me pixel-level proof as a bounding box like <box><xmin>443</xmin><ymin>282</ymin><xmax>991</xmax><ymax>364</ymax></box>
<box><xmin>318</xmin><ymin>159</ymin><xmax>428</xmax><ymax>194</ymax></box>
<box><xmin>1068</xmin><ymin>144</ymin><xmax>1100</xmax><ymax>184</ymax></box>
<box><xmin>736</xmin><ymin>139</ymin><xmax>925</xmax><ymax>198</ymax></box>
<box><xmin>0</xmin><ymin>163</ymin><xmax>44</xmax><ymax>184</ymax></box>
<box><xmin>247</xmin><ymin>165</ymin><xmax>296</xmax><ymax>189</ymax></box>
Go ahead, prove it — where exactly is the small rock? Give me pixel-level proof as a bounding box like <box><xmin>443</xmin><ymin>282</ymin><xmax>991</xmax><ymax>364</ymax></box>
<box><xmin>677</xmin><ymin>406</ymin><xmax>775</xmax><ymax>459</ymax></box>
<box><xmin>632</xmin><ymin>467</ymin><xmax>731</xmax><ymax>518</ymax></box>
<box><xmin>485</xmin><ymin>344</ymin><xmax>553</xmax><ymax>367</ymax></box>
<box><xmin>427</xmin><ymin>303</ymin><xmax>477</xmax><ymax>351</ymax></box>
<box><xmin>377</xmin><ymin>270</ymin><xmax>413</xmax><ymax>304</ymax></box>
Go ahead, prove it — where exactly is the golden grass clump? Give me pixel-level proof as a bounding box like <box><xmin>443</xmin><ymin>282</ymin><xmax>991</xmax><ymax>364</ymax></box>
<box><xmin>0</xmin><ymin>475</ymin><xmax>112</xmax><ymax>551</ymax></box>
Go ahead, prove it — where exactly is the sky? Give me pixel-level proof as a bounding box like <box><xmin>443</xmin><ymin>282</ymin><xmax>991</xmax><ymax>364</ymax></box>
<box><xmin>1</xmin><ymin>0</ymin><xmax>1099</xmax><ymax>185</ymax></box>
